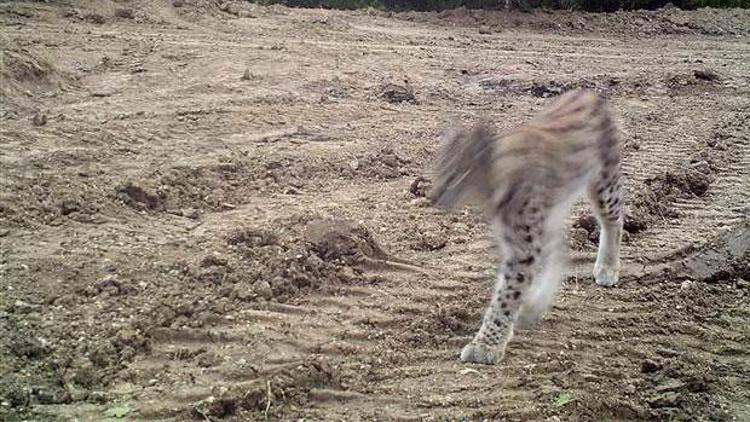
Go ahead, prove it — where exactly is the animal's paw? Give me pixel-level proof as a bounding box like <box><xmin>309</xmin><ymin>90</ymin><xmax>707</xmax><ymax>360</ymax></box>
<box><xmin>594</xmin><ymin>265</ymin><xmax>620</xmax><ymax>287</ymax></box>
<box><xmin>460</xmin><ymin>342</ymin><xmax>503</xmax><ymax>365</ymax></box>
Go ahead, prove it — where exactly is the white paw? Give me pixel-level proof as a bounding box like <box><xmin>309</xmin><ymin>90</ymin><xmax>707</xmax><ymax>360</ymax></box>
<box><xmin>460</xmin><ymin>342</ymin><xmax>503</xmax><ymax>365</ymax></box>
<box><xmin>594</xmin><ymin>265</ymin><xmax>620</xmax><ymax>287</ymax></box>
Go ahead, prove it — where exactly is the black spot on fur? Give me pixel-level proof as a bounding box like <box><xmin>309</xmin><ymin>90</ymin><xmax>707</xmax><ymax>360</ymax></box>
<box><xmin>504</xmin><ymin>311</ymin><xmax>511</xmax><ymax>317</ymax></box>
<box><xmin>519</xmin><ymin>256</ymin><xmax>535</xmax><ymax>265</ymax></box>
<box><xmin>513</xmin><ymin>291</ymin><xmax>521</xmax><ymax>300</ymax></box>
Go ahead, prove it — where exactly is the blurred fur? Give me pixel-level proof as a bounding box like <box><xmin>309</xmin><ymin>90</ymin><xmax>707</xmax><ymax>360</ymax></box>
<box><xmin>429</xmin><ymin>89</ymin><xmax>625</xmax><ymax>364</ymax></box>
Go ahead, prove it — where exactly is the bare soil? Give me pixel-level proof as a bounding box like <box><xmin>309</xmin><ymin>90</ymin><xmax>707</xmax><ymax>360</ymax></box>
<box><xmin>1</xmin><ymin>1</ymin><xmax>749</xmax><ymax>420</ymax></box>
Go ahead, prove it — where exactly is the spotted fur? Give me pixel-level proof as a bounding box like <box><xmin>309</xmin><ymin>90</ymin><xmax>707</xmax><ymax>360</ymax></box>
<box><xmin>430</xmin><ymin>89</ymin><xmax>624</xmax><ymax>365</ymax></box>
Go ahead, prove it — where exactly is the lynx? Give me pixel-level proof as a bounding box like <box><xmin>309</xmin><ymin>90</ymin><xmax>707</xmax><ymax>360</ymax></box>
<box><xmin>430</xmin><ymin>89</ymin><xmax>624</xmax><ymax>364</ymax></box>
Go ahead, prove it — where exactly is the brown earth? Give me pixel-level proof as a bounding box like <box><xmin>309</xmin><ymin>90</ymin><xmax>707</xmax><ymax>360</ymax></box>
<box><xmin>1</xmin><ymin>1</ymin><xmax>749</xmax><ymax>420</ymax></box>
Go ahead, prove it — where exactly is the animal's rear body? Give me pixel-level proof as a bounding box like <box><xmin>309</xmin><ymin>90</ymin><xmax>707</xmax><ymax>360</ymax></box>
<box><xmin>430</xmin><ymin>89</ymin><xmax>624</xmax><ymax>364</ymax></box>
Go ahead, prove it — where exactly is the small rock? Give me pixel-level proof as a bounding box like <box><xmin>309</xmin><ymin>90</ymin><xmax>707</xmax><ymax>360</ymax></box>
<box><xmin>13</xmin><ymin>300</ymin><xmax>38</xmax><ymax>313</ymax></box>
<box><xmin>60</xmin><ymin>199</ymin><xmax>79</xmax><ymax>216</ymax></box>
<box><xmin>680</xmin><ymin>280</ymin><xmax>693</xmax><ymax>290</ymax></box>
<box><xmin>379</xmin><ymin>154</ymin><xmax>399</xmax><ymax>168</ymax></box>
<box><xmin>252</xmin><ymin>281</ymin><xmax>273</xmax><ymax>300</ymax></box>
<box><xmin>409</xmin><ymin>197</ymin><xmax>430</xmax><ymax>208</ymax></box>
<box><xmin>234</xmin><ymin>286</ymin><xmax>256</xmax><ymax>302</ymax></box>
<box><xmin>238</xmin><ymin>10</ymin><xmax>254</xmax><ymax>18</ymax></box>
<box><xmin>529</xmin><ymin>82</ymin><xmax>565</xmax><ymax>98</ymax></box>
<box><xmin>94</xmin><ymin>275</ymin><xmax>122</xmax><ymax>295</ymax></box>
<box><xmin>691</xmin><ymin>160</ymin><xmax>711</xmax><ymax>175</ymax></box>
<box><xmin>172</xmin><ymin>0</ymin><xmax>184</xmax><ymax>7</ymax></box>
<box><xmin>91</xmin><ymin>89</ymin><xmax>115</xmax><ymax>98</ymax></box>
<box><xmin>623</xmin><ymin>210</ymin><xmax>648</xmax><ymax>234</ymax></box>
<box><xmin>655</xmin><ymin>379</ymin><xmax>686</xmax><ymax>393</ymax></box>
<box><xmin>32</xmin><ymin>112</ymin><xmax>47</xmax><ymax>126</ymax></box>
<box><xmin>415</xmin><ymin>233</ymin><xmax>447</xmax><ymax>251</ymax></box>
<box><xmin>114</xmin><ymin>8</ymin><xmax>134</xmax><ymax>19</ymax></box>
<box><xmin>640</xmin><ymin>359</ymin><xmax>662</xmax><ymax>373</ymax></box>
<box><xmin>380</xmin><ymin>83</ymin><xmax>416</xmax><ymax>104</ymax></box>
<box><xmin>84</xmin><ymin>13</ymin><xmax>106</xmax><ymax>24</ymax></box>
<box><xmin>693</xmin><ymin>69</ymin><xmax>718</xmax><ymax>81</ymax></box>
<box><xmin>201</xmin><ymin>253</ymin><xmax>228</xmax><ymax>268</ymax></box>
<box><xmin>348</xmin><ymin>158</ymin><xmax>359</xmax><ymax>171</ymax></box>
<box><xmin>409</xmin><ymin>176</ymin><xmax>431</xmax><ymax>197</ymax></box>
<box><xmin>182</xmin><ymin>208</ymin><xmax>199</xmax><ymax>219</ymax></box>
<box><xmin>241</xmin><ymin>68</ymin><xmax>251</xmax><ymax>81</ymax></box>
<box><xmin>218</xmin><ymin>2</ymin><xmax>239</xmax><ymax>15</ymax></box>
<box><xmin>648</xmin><ymin>391</ymin><xmax>680</xmax><ymax>408</ymax></box>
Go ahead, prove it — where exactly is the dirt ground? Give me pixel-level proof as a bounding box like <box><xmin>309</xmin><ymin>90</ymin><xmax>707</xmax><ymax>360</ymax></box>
<box><xmin>1</xmin><ymin>1</ymin><xmax>749</xmax><ymax>420</ymax></box>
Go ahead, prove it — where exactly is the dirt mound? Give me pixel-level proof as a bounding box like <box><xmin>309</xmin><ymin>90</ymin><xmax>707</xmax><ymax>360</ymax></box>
<box><xmin>379</xmin><ymin>81</ymin><xmax>417</xmax><ymax>104</ymax></box>
<box><xmin>473</xmin><ymin>69</ymin><xmax>722</xmax><ymax>101</ymax></box>
<box><xmin>115</xmin><ymin>182</ymin><xmax>165</xmax><ymax>211</ymax></box>
<box><xmin>638</xmin><ymin>222</ymin><xmax>750</xmax><ymax>284</ymax></box>
<box><xmin>223</xmin><ymin>223</ymin><xmax>365</xmax><ymax>302</ymax></box>
<box><xmin>306</xmin><ymin>219</ymin><xmax>391</xmax><ymax>264</ymax></box>
<box><xmin>0</xmin><ymin>48</ymin><xmax>74</xmax><ymax>112</ymax></box>
<box><xmin>189</xmin><ymin>359</ymin><xmax>338</xmax><ymax>420</ymax></box>
<box><xmin>412</xmin><ymin>6</ymin><xmax>750</xmax><ymax>36</ymax></box>
<box><xmin>674</xmin><ymin>224</ymin><xmax>749</xmax><ymax>283</ymax></box>
<box><xmin>1</xmin><ymin>49</ymin><xmax>58</xmax><ymax>85</ymax></box>
<box><xmin>630</xmin><ymin>166</ymin><xmax>711</xmax><ymax>222</ymax></box>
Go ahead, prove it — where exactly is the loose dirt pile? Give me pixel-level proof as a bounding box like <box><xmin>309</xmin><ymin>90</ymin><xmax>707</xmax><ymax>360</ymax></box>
<box><xmin>408</xmin><ymin>5</ymin><xmax>750</xmax><ymax>36</ymax></box>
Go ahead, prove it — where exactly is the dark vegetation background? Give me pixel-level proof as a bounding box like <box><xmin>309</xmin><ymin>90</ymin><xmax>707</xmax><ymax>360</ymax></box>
<box><xmin>252</xmin><ymin>0</ymin><xmax>750</xmax><ymax>11</ymax></box>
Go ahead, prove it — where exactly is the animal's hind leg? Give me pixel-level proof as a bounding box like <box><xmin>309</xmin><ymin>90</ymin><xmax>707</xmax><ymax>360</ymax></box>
<box><xmin>516</xmin><ymin>232</ymin><xmax>565</xmax><ymax>328</ymax></box>
<box><xmin>460</xmin><ymin>200</ymin><xmax>544</xmax><ymax>364</ymax></box>
<box><xmin>587</xmin><ymin>165</ymin><xmax>623</xmax><ymax>287</ymax></box>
